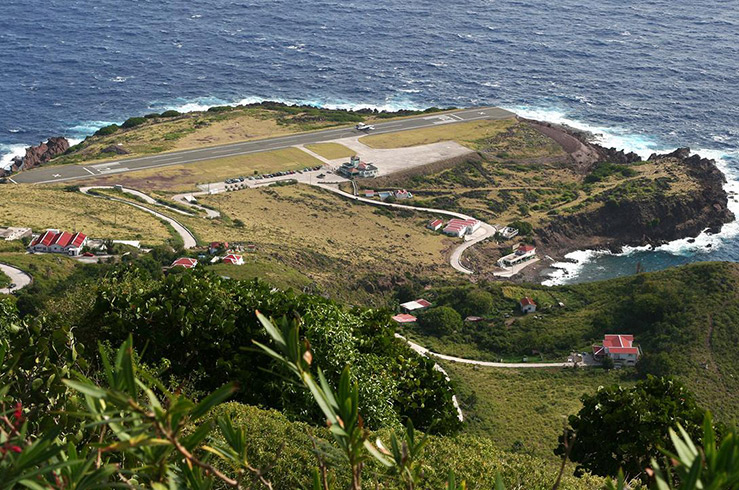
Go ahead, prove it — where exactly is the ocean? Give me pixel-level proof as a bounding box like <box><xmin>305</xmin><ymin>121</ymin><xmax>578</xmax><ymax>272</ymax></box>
<box><xmin>1</xmin><ymin>0</ymin><xmax>738</xmax><ymax>284</ymax></box>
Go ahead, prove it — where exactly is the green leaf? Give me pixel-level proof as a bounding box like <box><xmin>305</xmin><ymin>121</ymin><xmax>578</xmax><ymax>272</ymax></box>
<box><xmin>62</xmin><ymin>379</ymin><xmax>107</xmax><ymax>399</ymax></box>
<box><xmin>191</xmin><ymin>383</ymin><xmax>238</xmax><ymax>420</ymax></box>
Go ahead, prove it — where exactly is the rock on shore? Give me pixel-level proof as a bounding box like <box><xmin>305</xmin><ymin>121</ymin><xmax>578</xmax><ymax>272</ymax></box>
<box><xmin>5</xmin><ymin>137</ymin><xmax>70</xmax><ymax>174</ymax></box>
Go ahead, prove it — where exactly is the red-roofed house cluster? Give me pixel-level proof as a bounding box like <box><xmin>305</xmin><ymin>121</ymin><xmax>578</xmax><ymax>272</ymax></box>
<box><xmin>392</xmin><ymin>298</ymin><xmax>432</xmax><ymax>323</ymax></box>
<box><xmin>435</xmin><ymin>218</ymin><xmax>480</xmax><ymax>238</ymax></box>
<box><xmin>593</xmin><ymin>334</ymin><xmax>641</xmax><ymax>367</ymax></box>
<box><xmin>222</xmin><ymin>254</ymin><xmax>244</xmax><ymax>265</ymax></box>
<box><xmin>28</xmin><ymin>229</ymin><xmax>87</xmax><ymax>256</ymax></box>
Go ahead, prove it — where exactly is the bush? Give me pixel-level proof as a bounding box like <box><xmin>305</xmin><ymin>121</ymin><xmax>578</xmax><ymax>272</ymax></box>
<box><xmin>121</xmin><ymin>116</ymin><xmax>147</xmax><ymax>129</ymax></box>
<box><xmin>418</xmin><ymin>306</ymin><xmax>463</xmax><ymax>335</ymax></box>
<box><xmin>94</xmin><ymin>124</ymin><xmax>119</xmax><ymax>136</ymax></box>
<box><xmin>160</xmin><ymin>109</ymin><xmax>181</xmax><ymax>117</ymax></box>
<box><xmin>508</xmin><ymin>220</ymin><xmax>533</xmax><ymax>236</ymax></box>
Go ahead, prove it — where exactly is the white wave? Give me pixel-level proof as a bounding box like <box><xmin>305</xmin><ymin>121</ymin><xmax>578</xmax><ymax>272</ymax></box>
<box><xmin>504</xmin><ymin>105</ymin><xmax>663</xmax><ymax>159</ymax></box>
<box><xmin>110</xmin><ymin>76</ymin><xmax>128</xmax><ymax>83</ymax></box>
<box><xmin>0</xmin><ymin>144</ymin><xmax>27</xmax><ymax>171</ymax></box>
<box><xmin>8</xmin><ymin>129</ymin><xmax>21</xmax><ymax>133</ymax></box>
<box><xmin>542</xmin><ymin>249</ymin><xmax>613</xmax><ymax>286</ymax></box>
<box><xmin>506</xmin><ymin>106</ymin><xmax>739</xmax><ymax>284</ymax></box>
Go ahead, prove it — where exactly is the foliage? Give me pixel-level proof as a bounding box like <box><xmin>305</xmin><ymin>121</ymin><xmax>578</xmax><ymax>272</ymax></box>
<box><xmin>121</xmin><ymin>116</ymin><xmax>148</xmax><ymax>129</ymax></box>
<box><xmin>508</xmin><ymin>220</ymin><xmax>533</xmax><ymax>236</ymax></box>
<box><xmin>585</xmin><ymin>162</ymin><xmax>638</xmax><ymax>184</ymax></box>
<box><xmin>417</xmin><ymin>306</ymin><xmax>463</xmax><ymax>335</ymax></box>
<box><xmin>93</xmin><ymin>124</ymin><xmax>119</xmax><ymax>136</ymax></box>
<box><xmin>557</xmin><ymin>376</ymin><xmax>705</xmax><ymax>479</ymax></box>
<box><xmin>76</xmin><ymin>269</ymin><xmax>461</xmax><ymax>433</ymax></box>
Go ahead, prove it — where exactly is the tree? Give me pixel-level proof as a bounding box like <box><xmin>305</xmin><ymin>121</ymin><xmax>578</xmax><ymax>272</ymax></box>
<box><xmin>417</xmin><ymin>306</ymin><xmax>463</xmax><ymax>336</ymax></box>
<box><xmin>636</xmin><ymin>351</ymin><xmax>675</xmax><ymax>378</ymax></box>
<box><xmin>556</xmin><ymin>376</ymin><xmax>705</xmax><ymax>479</ymax></box>
<box><xmin>462</xmin><ymin>289</ymin><xmax>493</xmax><ymax>317</ymax></box>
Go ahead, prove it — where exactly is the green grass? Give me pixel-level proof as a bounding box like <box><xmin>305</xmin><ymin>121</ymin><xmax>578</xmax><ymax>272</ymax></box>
<box><xmin>0</xmin><ymin>269</ymin><xmax>9</xmax><ymax>288</ymax></box>
<box><xmin>445</xmin><ymin>363</ymin><xmax>634</xmax><ymax>461</ymax></box>
<box><xmin>0</xmin><ymin>252</ymin><xmax>79</xmax><ymax>291</ymax></box>
<box><xmin>209</xmin><ymin>257</ymin><xmax>313</xmax><ymax>292</ymax></box>
<box><xmin>304</xmin><ymin>143</ymin><xmax>356</xmax><ymax>160</ymax></box>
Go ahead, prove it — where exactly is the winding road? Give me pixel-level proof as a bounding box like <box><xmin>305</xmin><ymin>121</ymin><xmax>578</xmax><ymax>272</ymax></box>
<box><xmin>397</xmin><ymin>334</ymin><xmax>585</xmax><ymax>369</ymax></box>
<box><xmin>80</xmin><ymin>186</ymin><xmax>197</xmax><ymax>249</ymax></box>
<box><xmin>315</xmin><ymin>184</ymin><xmax>495</xmax><ymax>274</ymax></box>
<box><xmin>0</xmin><ymin>263</ymin><xmax>32</xmax><ymax>295</ymax></box>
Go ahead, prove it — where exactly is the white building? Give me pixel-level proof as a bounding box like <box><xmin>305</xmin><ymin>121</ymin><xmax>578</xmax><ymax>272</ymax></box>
<box><xmin>519</xmin><ymin>297</ymin><xmax>537</xmax><ymax>314</ymax></box>
<box><xmin>497</xmin><ymin>244</ymin><xmax>537</xmax><ymax>268</ymax></box>
<box><xmin>28</xmin><ymin>229</ymin><xmax>87</xmax><ymax>256</ymax></box>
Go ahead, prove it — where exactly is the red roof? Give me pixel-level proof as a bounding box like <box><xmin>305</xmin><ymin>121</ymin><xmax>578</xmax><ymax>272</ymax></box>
<box><xmin>31</xmin><ymin>230</ymin><xmax>57</xmax><ymax>247</ymax></box>
<box><xmin>428</xmin><ymin>219</ymin><xmax>443</xmax><ymax>227</ymax></box>
<box><xmin>172</xmin><ymin>257</ymin><xmax>198</xmax><ymax>268</ymax></box>
<box><xmin>223</xmin><ymin>254</ymin><xmax>243</xmax><ymax>264</ymax></box>
<box><xmin>53</xmin><ymin>231</ymin><xmax>73</xmax><ymax>248</ymax></box>
<box><xmin>517</xmin><ymin>244</ymin><xmax>536</xmax><ymax>252</ymax></box>
<box><xmin>603</xmin><ymin>334</ymin><xmax>635</xmax><ymax>348</ymax></box>
<box><xmin>608</xmin><ymin>347</ymin><xmax>640</xmax><ymax>354</ymax></box>
<box><xmin>392</xmin><ymin>313</ymin><xmax>417</xmax><ymax>323</ymax></box>
<box><xmin>520</xmin><ymin>297</ymin><xmax>536</xmax><ymax>306</ymax></box>
<box><xmin>416</xmin><ymin>299</ymin><xmax>432</xmax><ymax>308</ymax></box>
<box><xmin>70</xmin><ymin>232</ymin><xmax>87</xmax><ymax>247</ymax></box>
<box><xmin>592</xmin><ymin>345</ymin><xmax>606</xmax><ymax>356</ymax></box>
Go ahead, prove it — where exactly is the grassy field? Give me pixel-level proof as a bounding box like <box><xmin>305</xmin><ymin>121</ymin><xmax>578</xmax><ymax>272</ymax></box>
<box><xmin>80</xmin><ymin>147</ymin><xmax>323</xmax><ymax>192</ymax></box>
<box><xmin>445</xmin><ymin>363</ymin><xmax>633</xmax><ymax>461</ymax></box>
<box><xmin>0</xmin><ymin>185</ymin><xmax>172</xmax><ymax>244</ymax></box>
<box><xmin>0</xmin><ymin>269</ymin><xmax>9</xmax><ymax>288</ymax></box>
<box><xmin>209</xmin><ymin>256</ymin><xmax>314</xmax><ymax>292</ymax></box>
<box><xmin>0</xmin><ymin>252</ymin><xmax>79</xmax><ymax>291</ymax></box>
<box><xmin>360</xmin><ymin>119</ymin><xmax>519</xmax><ymax>150</ymax></box>
<box><xmin>303</xmin><ymin>142</ymin><xmax>356</xmax><ymax>160</ymax></box>
<box><xmin>178</xmin><ymin>184</ymin><xmax>455</xmax><ymax>304</ymax></box>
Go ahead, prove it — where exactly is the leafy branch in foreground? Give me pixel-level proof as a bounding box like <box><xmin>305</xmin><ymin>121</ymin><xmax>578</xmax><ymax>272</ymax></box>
<box><xmin>254</xmin><ymin>311</ymin><xmax>433</xmax><ymax>490</ymax></box>
<box><xmin>61</xmin><ymin>335</ymin><xmax>271</xmax><ymax>488</ymax></box>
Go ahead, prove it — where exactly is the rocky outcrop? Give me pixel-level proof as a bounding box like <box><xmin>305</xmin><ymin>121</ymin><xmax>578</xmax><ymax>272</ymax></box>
<box><xmin>101</xmin><ymin>144</ymin><xmax>130</xmax><ymax>155</ymax></box>
<box><xmin>6</xmin><ymin>137</ymin><xmax>70</xmax><ymax>174</ymax></box>
<box><xmin>538</xmin><ymin>148</ymin><xmax>734</xmax><ymax>254</ymax></box>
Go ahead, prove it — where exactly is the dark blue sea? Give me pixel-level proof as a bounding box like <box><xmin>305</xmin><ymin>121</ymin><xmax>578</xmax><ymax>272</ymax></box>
<box><xmin>1</xmin><ymin>0</ymin><xmax>738</xmax><ymax>283</ymax></box>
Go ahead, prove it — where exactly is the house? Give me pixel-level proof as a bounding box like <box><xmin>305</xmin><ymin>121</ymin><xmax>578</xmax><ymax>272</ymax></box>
<box><xmin>209</xmin><ymin>242</ymin><xmax>229</xmax><ymax>254</ymax></box>
<box><xmin>499</xmin><ymin>226</ymin><xmax>519</xmax><ymax>239</ymax></box>
<box><xmin>400</xmin><ymin>299</ymin><xmax>432</xmax><ymax>313</ymax></box>
<box><xmin>465</xmin><ymin>316</ymin><xmax>483</xmax><ymax>322</ymax></box>
<box><xmin>443</xmin><ymin>218</ymin><xmax>480</xmax><ymax>237</ymax></box>
<box><xmin>427</xmin><ymin>219</ymin><xmax>444</xmax><ymax>231</ymax></box>
<box><xmin>363</xmin><ymin>189</ymin><xmax>376</xmax><ymax>198</ymax></box>
<box><xmin>28</xmin><ymin>229</ymin><xmax>87</xmax><ymax>256</ymax></box>
<box><xmin>391</xmin><ymin>313</ymin><xmax>417</xmax><ymax>323</ymax></box>
<box><xmin>222</xmin><ymin>254</ymin><xmax>244</xmax><ymax>265</ymax></box>
<box><xmin>338</xmin><ymin>156</ymin><xmax>379</xmax><ymax>178</ymax></box>
<box><xmin>520</xmin><ymin>297</ymin><xmax>537</xmax><ymax>314</ymax></box>
<box><xmin>393</xmin><ymin>189</ymin><xmax>413</xmax><ymax>199</ymax></box>
<box><xmin>172</xmin><ymin>257</ymin><xmax>198</xmax><ymax>269</ymax></box>
<box><xmin>593</xmin><ymin>334</ymin><xmax>641</xmax><ymax>366</ymax></box>
<box><xmin>497</xmin><ymin>244</ymin><xmax>537</xmax><ymax>268</ymax></box>
<box><xmin>0</xmin><ymin>227</ymin><xmax>32</xmax><ymax>241</ymax></box>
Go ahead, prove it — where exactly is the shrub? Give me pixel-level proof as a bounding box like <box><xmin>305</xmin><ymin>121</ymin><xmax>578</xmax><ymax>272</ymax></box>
<box><xmin>418</xmin><ymin>306</ymin><xmax>463</xmax><ymax>335</ymax></box>
<box><xmin>160</xmin><ymin>109</ymin><xmax>181</xmax><ymax>117</ymax></box>
<box><xmin>121</xmin><ymin>116</ymin><xmax>148</xmax><ymax>129</ymax></box>
<box><xmin>94</xmin><ymin>124</ymin><xmax>119</xmax><ymax>136</ymax></box>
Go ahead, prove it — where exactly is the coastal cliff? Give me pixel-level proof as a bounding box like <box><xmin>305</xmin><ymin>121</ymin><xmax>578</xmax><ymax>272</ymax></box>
<box><xmin>537</xmin><ymin>147</ymin><xmax>733</xmax><ymax>254</ymax></box>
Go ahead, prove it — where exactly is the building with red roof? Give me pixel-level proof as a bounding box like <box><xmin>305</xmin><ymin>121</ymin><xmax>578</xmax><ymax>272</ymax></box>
<box><xmin>222</xmin><ymin>254</ymin><xmax>244</xmax><ymax>265</ymax></box>
<box><xmin>442</xmin><ymin>218</ymin><xmax>480</xmax><ymax>237</ymax></box>
<box><xmin>391</xmin><ymin>313</ymin><xmax>417</xmax><ymax>323</ymax></box>
<box><xmin>400</xmin><ymin>299</ymin><xmax>432</xmax><ymax>313</ymax></box>
<box><xmin>172</xmin><ymin>257</ymin><xmax>198</xmax><ymax>269</ymax></box>
<box><xmin>28</xmin><ymin>229</ymin><xmax>87</xmax><ymax>256</ymax></box>
<box><xmin>519</xmin><ymin>297</ymin><xmax>537</xmax><ymax>314</ymax></box>
<box><xmin>427</xmin><ymin>218</ymin><xmax>444</xmax><ymax>231</ymax></box>
<box><xmin>593</xmin><ymin>334</ymin><xmax>641</xmax><ymax>366</ymax></box>
<box><xmin>497</xmin><ymin>243</ymin><xmax>537</xmax><ymax>268</ymax></box>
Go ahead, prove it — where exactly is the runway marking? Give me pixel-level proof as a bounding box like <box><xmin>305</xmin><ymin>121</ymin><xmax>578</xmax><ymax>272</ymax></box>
<box><xmin>82</xmin><ymin>167</ymin><xmax>96</xmax><ymax>175</ymax></box>
<box><xmin>53</xmin><ymin>174</ymin><xmax>62</xmax><ymax>178</ymax></box>
<box><xmin>449</xmin><ymin>114</ymin><xmax>464</xmax><ymax>120</ymax></box>
<box><xmin>92</xmin><ymin>162</ymin><xmax>119</xmax><ymax>169</ymax></box>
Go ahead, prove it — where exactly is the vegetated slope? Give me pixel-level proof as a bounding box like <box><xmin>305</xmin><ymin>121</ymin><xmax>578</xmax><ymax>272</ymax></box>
<box><xmin>206</xmin><ymin>402</ymin><xmax>606</xmax><ymax>490</ymax></box>
<box><xmin>403</xmin><ymin>262</ymin><xmax>739</xmax><ymax>422</ymax></box>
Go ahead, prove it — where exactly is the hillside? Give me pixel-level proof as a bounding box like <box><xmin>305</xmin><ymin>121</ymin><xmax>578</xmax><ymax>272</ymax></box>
<box><xmin>401</xmin><ymin>261</ymin><xmax>739</xmax><ymax>424</ymax></box>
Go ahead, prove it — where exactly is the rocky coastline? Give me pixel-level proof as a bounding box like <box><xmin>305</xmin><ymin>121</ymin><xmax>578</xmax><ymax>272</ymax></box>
<box><xmin>1</xmin><ymin>137</ymin><xmax>70</xmax><ymax>177</ymax></box>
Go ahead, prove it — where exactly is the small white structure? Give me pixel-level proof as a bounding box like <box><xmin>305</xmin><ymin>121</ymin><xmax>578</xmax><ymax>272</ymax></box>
<box><xmin>497</xmin><ymin>244</ymin><xmax>537</xmax><ymax>268</ymax></box>
<box><xmin>400</xmin><ymin>299</ymin><xmax>432</xmax><ymax>313</ymax></box>
<box><xmin>222</xmin><ymin>254</ymin><xmax>244</xmax><ymax>265</ymax></box>
<box><xmin>393</xmin><ymin>189</ymin><xmax>413</xmax><ymax>199</ymax></box>
<box><xmin>520</xmin><ymin>297</ymin><xmax>537</xmax><ymax>314</ymax></box>
<box><xmin>499</xmin><ymin>227</ymin><xmax>519</xmax><ymax>239</ymax></box>
<box><xmin>0</xmin><ymin>227</ymin><xmax>32</xmax><ymax>241</ymax></box>
<box><xmin>427</xmin><ymin>219</ymin><xmax>444</xmax><ymax>231</ymax></box>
